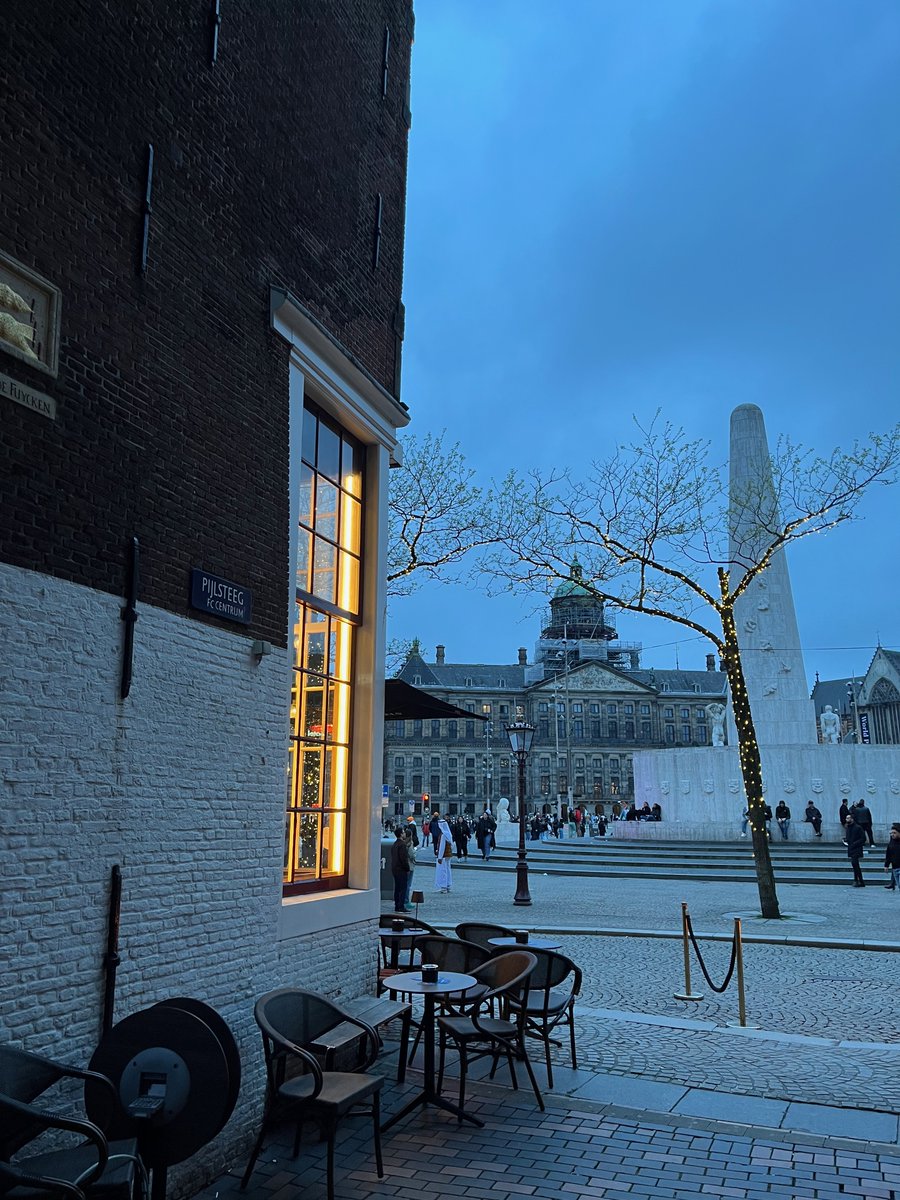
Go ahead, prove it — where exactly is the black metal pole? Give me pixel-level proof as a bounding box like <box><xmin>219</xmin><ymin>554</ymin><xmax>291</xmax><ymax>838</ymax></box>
<box><xmin>120</xmin><ymin>537</ymin><xmax>139</xmax><ymax>700</ymax></box>
<box><xmin>513</xmin><ymin>751</ymin><xmax>532</xmax><ymax>906</ymax></box>
<box><xmin>102</xmin><ymin>865</ymin><xmax>122</xmax><ymax>1033</ymax></box>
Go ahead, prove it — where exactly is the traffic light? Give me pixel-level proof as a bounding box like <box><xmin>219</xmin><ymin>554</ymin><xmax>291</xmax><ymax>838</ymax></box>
<box><xmin>422</xmin><ymin>792</ymin><xmax>430</xmax><ymax>806</ymax></box>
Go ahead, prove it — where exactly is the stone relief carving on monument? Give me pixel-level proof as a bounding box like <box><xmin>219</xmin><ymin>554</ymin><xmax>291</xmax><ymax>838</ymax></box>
<box><xmin>811</xmin><ymin>778</ymin><xmax>823</xmax><ymax>794</ymax></box>
<box><xmin>680</xmin><ymin>780</ymin><xmax>691</xmax><ymax>794</ymax></box>
<box><xmin>839</xmin><ymin>778</ymin><xmax>851</xmax><ymax>796</ymax></box>
<box><xmin>779</xmin><ymin>661</ymin><xmax>792</xmax><ymax>673</ymax></box>
<box><xmin>660</xmin><ymin>780</ymin><xmax>671</xmax><ymax>796</ymax></box>
<box><xmin>743</xmin><ymin>618</ymin><xmax>757</xmax><ymax>633</ymax></box>
<box><xmin>783</xmin><ymin>778</ymin><xmax>796</xmax><ymax>794</ymax></box>
<box><xmin>759</xmin><ymin>641</ymin><xmax>773</xmax><ymax>652</ymax></box>
<box><xmin>728</xmin><ymin>779</ymin><xmax>741</xmax><ymax>794</ymax></box>
<box><xmin>703</xmin><ymin>779</ymin><xmax>714</xmax><ymax>794</ymax></box>
<box><xmin>891</xmin><ymin>779</ymin><xmax>900</xmax><ymax>795</ymax></box>
<box><xmin>866</xmin><ymin>779</ymin><xmax>877</xmax><ymax>794</ymax></box>
<box><xmin>763</xmin><ymin>683</ymin><xmax>777</xmax><ymax>696</ymax></box>
<box><xmin>757</xmin><ymin>597</ymin><xmax>770</xmax><ymax>611</ymax></box>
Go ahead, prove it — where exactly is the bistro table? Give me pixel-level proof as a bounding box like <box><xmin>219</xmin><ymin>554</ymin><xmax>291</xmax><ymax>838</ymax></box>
<box><xmin>380</xmin><ymin>928</ymin><xmax>425</xmax><ymax>971</ymax></box>
<box><xmin>488</xmin><ymin>936</ymin><xmax>562</xmax><ymax>951</ymax></box>
<box><xmin>380</xmin><ymin>970</ymin><xmax>482</xmax><ymax>1130</ymax></box>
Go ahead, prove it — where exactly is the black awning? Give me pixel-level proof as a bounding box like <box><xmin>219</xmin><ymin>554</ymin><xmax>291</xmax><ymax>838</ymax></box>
<box><xmin>384</xmin><ymin>679</ymin><xmax>489</xmax><ymax>722</ymax></box>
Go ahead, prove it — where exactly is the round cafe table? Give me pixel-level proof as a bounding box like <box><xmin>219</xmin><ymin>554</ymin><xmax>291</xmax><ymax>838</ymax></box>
<box><xmin>488</xmin><ymin>936</ymin><xmax>562</xmax><ymax>951</ymax></box>
<box><xmin>380</xmin><ymin>970</ymin><xmax>482</xmax><ymax>1130</ymax></box>
<box><xmin>380</xmin><ymin>928</ymin><xmax>425</xmax><ymax>970</ymax></box>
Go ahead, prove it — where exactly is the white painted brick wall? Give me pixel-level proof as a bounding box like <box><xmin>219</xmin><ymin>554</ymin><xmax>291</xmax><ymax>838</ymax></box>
<box><xmin>1</xmin><ymin>565</ymin><xmax>380</xmax><ymax>1195</ymax></box>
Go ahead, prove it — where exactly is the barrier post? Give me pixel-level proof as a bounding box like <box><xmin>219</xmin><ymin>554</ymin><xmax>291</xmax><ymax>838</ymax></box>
<box><xmin>673</xmin><ymin>901</ymin><xmax>704</xmax><ymax>1001</ymax></box>
<box><xmin>735</xmin><ymin>918</ymin><xmax>746</xmax><ymax>1026</ymax></box>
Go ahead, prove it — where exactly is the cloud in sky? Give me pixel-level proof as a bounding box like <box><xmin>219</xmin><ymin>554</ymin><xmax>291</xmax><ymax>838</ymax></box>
<box><xmin>394</xmin><ymin>0</ymin><xmax>900</xmax><ymax>685</ymax></box>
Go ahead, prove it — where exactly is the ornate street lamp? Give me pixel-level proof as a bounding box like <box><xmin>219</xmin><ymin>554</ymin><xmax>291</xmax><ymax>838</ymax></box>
<box><xmin>506</xmin><ymin>718</ymin><xmax>535</xmax><ymax>906</ymax></box>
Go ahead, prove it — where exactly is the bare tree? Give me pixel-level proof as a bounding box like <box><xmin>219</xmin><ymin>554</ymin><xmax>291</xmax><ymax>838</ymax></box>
<box><xmin>388</xmin><ymin>431</ymin><xmax>496</xmax><ymax>596</ymax></box>
<box><xmin>487</xmin><ymin>414</ymin><xmax>900</xmax><ymax>918</ymax></box>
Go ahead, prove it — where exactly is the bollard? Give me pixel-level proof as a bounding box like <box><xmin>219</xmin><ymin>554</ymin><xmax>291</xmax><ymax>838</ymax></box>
<box><xmin>673</xmin><ymin>901</ymin><xmax>704</xmax><ymax>1001</ymax></box>
<box><xmin>735</xmin><ymin>917</ymin><xmax>746</xmax><ymax>1026</ymax></box>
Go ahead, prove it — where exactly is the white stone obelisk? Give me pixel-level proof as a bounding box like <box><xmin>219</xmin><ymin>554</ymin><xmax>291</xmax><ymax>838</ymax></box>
<box><xmin>727</xmin><ymin>404</ymin><xmax>817</xmax><ymax>746</ymax></box>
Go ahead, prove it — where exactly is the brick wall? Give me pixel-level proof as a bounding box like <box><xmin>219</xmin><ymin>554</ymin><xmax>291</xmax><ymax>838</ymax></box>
<box><xmin>0</xmin><ymin>0</ymin><xmax>412</xmax><ymax>647</ymax></box>
<box><xmin>0</xmin><ymin>562</ymin><xmax>380</xmax><ymax>1192</ymax></box>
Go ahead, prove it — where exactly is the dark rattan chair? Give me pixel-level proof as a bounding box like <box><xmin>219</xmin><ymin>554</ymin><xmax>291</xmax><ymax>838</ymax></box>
<box><xmin>377</xmin><ymin>916</ymin><xmax>441</xmax><ymax>995</ymax></box>
<box><xmin>241</xmin><ymin>989</ymin><xmax>384</xmax><ymax>1200</ymax></box>
<box><xmin>406</xmin><ymin>936</ymin><xmax>493</xmax><ymax>1062</ymax></box>
<box><xmin>454</xmin><ymin>921</ymin><xmax>516</xmax><ymax>950</ymax></box>
<box><xmin>507</xmin><ymin>947</ymin><xmax>582</xmax><ymax>1087</ymax></box>
<box><xmin>0</xmin><ymin>1044</ymin><xmax>141</xmax><ymax>1200</ymax></box>
<box><xmin>436</xmin><ymin>951</ymin><xmax>544</xmax><ymax>1119</ymax></box>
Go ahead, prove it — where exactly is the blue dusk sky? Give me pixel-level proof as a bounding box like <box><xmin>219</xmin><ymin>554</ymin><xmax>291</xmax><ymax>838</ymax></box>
<box><xmin>391</xmin><ymin>0</ymin><xmax>900</xmax><ymax>689</ymax></box>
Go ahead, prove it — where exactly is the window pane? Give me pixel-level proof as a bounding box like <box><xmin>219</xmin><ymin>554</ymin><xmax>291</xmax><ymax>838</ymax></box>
<box><xmin>318</xmin><ymin>422</ymin><xmax>340</xmax><ymax>480</ymax></box>
<box><xmin>298</xmin><ymin>463</ymin><xmax>315</xmax><ymax>528</ymax></box>
<box><xmin>321</xmin><ymin>811</ymin><xmax>346</xmax><ymax>875</ymax></box>
<box><xmin>327</xmin><ymin>681</ymin><xmax>351</xmax><ymax>744</ymax></box>
<box><xmin>312</xmin><ymin>538</ymin><xmax>337</xmax><ymax>604</ymax></box>
<box><xmin>340</xmin><ymin>495</ymin><xmax>361</xmax><ymax>554</ymax></box>
<box><xmin>296</xmin><ymin>528</ymin><xmax>312</xmax><ymax>592</ymax></box>
<box><xmin>342</xmin><ymin>438</ymin><xmax>363</xmax><ymax>497</ymax></box>
<box><xmin>301</xmin><ymin>410</ymin><xmax>317</xmax><ymax>467</ymax></box>
<box><xmin>333</xmin><ymin>620</ymin><xmax>352</xmax><ymax>681</ymax></box>
<box><xmin>315</xmin><ymin>479</ymin><xmax>338</xmax><ymax>540</ymax></box>
<box><xmin>299</xmin><ymin>748</ymin><xmax>322</xmax><ymax>806</ymax></box>
<box><xmin>293</xmin><ymin>812</ymin><xmax>320</xmax><ymax>877</ymax></box>
<box><xmin>338</xmin><ymin>551</ymin><xmax>359</xmax><ymax>614</ymax></box>
<box><xmin>301</xmin><ymin>677</ymin><xmax>324</xmax><ymax>739</ymax></box>
<box><xmin>323</xmin><ymin>746</ymin><xmax>349</xmax><ymax>810</ymax></box>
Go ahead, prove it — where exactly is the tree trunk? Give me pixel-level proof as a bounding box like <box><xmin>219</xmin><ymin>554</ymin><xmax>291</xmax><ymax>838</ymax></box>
<box><xmin>720</xmin><ymin>603</ymin><xmax>781</xmax><ymax>919</ymax></box>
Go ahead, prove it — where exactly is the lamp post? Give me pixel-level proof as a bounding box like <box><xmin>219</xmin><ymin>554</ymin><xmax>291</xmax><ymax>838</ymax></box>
<box><xmin>506</xmin><ymin>718</ymin><xmax>535</xmax><ymax>906</ymax></box>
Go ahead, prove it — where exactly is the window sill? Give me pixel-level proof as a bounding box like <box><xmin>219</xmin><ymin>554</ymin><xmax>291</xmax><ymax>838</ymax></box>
<box><xmin>278</xmin><ymin>887</ymin><xmax>379</xmax><ymax>941</ymax></box>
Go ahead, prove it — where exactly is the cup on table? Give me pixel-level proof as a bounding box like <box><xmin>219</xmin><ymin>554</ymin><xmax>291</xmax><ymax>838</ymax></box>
<box><xmin>391</xmin><ymin>918</ymin><xmax>404</xmax><ymax>933</ymax></box>
<box><xmin>514</xmin><ymin>930</ymin><xmax>529</xmax><ymax>944</ymax></box>
<box><xmin>421</xmin><ymin>962</ymin><xmax>439</xmax><ymax>984</ymax></box>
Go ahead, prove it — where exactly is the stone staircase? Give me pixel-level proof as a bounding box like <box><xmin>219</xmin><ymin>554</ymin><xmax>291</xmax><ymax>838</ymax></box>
<box><xmin>460</xmin><ymin>837</ymin><xmax>892</xmax><ymax>885</ymax></box>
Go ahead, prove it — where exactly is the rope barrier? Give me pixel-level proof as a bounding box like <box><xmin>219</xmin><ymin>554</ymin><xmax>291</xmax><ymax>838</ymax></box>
<box><xmin>685</xmin><ymin>911</ymin><xmax>738</xmax><ymax>994</ymax></box>
<box><xmin>673</xmin><ymin>903</ymin><xmax>750</xmax><ymax>1025</ymax></box>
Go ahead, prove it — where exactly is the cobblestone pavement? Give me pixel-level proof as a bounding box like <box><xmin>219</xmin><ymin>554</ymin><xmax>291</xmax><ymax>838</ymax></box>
<box><xmin>203</xmin><ymin>1088</ymin><xmax>900</xmax><ymax>1200</ymax></box>
<box><xmin>437</xmin><ymin>855</ymin><xmax>900</xmax><ymax>941</ymax></box>
<box><xmin>403</xmin><ymin>855</ymin><xmax>900</xmax><ymax>1113</ymax></box>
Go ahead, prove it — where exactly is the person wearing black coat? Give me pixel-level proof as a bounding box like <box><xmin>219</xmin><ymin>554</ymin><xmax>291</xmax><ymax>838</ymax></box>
<box><xmin>884</xmin><ymin>828</ymin><xmax>900</xmax><ymax>891</ymax></box>
<box><xmin>390</xmin><ymin>828</ymin><xmax>412</xmax><ymax>912</ymax></box>
<box><xmin>854</xmin><ymin>800</ymin><xmax>875</xmax><ymax>847</ymax></box>
<box><xmin>845</xmin><ymin>815</ymin><xmax>866</xmax><ymax>886</ymax></box>
<box><xmin>805</xmin><ymin>801</ymin><xmax>823</xmax><ymax>837</ymax></box>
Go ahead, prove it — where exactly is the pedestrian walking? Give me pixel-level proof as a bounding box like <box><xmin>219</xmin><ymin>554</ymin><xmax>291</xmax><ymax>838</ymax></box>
<box><xmin>453</xmin><ymin>814</ymin><xmax>470</xmax><ymax>858</ymax></box>
<box><xmin>422</xmin><ymin>816</ymin><xmax>431</xmax><ymax>847</ymax></box>
<box><xmin>775</xmin><ymin>801</ymin><xmax>791</xmax><ymax>840</ymax></box>
<box><xmin>839</xmin><ymin>800</ymin><xmax>850</xmax><ymax>828</ymax></box>
<box><xmin>763</xmin><ymin>803</ymin><xmax>773</xmax><ymax>839</ymax></box>
<box><xmin>432</xmin><ymin>811</ymin><xmax>454</xmax><ymax>893</ymax></box>
<box><xmin>884</xmin><ymin>827</ymin><xmax>900</xmax><ymax>891</ymax></box>
<box><xmin>475</xmin><ymin>807</ymin><xmax>496</xmax><ymax>861</ymax></box>
<box><xmin>404</xmin><ymin>826</ymin><xmax>418</xmax><ymax>907</ymax></box>
<box><xmin>854</xmin><ymin>799</ymin><xmax>875</xmax><ymax>848</ymax></box>
<box><xmin>804</xmin><ymin>801</ymin><xmax>823</xmax><ymax>837</ymax></box>
<box><xmin>390</xmin><ymin>827</ymin><xmax>411</xmax><ymax>913</ymax></box>
<box><xmin>845</xmin><ymin>814</ymin><xmax>866</xmax><ymax>887</ymax></box>
<box><xmin>405</xmin><ymin>815</ymin><xmax>419</xmax><ymax>846</ymax></box>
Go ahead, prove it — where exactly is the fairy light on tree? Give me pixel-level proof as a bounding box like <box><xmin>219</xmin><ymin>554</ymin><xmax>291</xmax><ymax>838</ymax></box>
<box><xmin>486</xmin><ymin>408</ymin><xmax>900</xmax><ymax>919</ymax></box>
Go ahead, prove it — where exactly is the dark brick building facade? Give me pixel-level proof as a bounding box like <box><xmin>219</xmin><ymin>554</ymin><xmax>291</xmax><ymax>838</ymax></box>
<box><xmin>1</xmin><ymin>6</ymin><xmax>414</xmax><ymax>1181</ymax></box>
<box><xmin>2</xmin><ymin>0</ymin><xmax>412</xmax><ymax>644</ymax></box>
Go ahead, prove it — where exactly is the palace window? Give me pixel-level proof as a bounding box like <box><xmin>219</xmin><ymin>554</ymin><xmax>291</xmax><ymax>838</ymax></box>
<box><xmin>285</xmin><ymin>404</ymin><xmax>362</xmax><ymax>893</ymax></box>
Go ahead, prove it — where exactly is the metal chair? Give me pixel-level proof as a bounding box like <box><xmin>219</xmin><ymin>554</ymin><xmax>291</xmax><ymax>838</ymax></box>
<box><xmin>406</xmin><ymin>936</ymin><xmax>493</xmax><ymax>1062</ymax></box>
<box><xmin>436</xmin><ymin>951</ymin><xmax>544</xmax><ymax>1120</ymax></box>
<box><xmin>241</xmin><ymin>989</ymin><xmax>383</xmax><ymax>1200</ymax></box>
<box><xmin>377</xmin><ymin>915</ymin><xmax>441</xmax><ymax>995</ymax></box>
<box><xmin>454</xmin><ymin>921</ymin><xmax>516</xmax><ymax>950</ymax></box>
<box><xmin>507</xmin><ymin>947</ymin><xmax>582</xmax><ymax>1087</ymax></box>
<box><xmin>0</xmin><ymin>1044</ymin><xmax>141</xmax><ymax>1200</ymax></box>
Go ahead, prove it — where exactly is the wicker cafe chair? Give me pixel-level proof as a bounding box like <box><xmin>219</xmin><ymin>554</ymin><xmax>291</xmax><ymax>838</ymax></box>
<box><xmin>241</xmin><ymin>989</ymin><xmax>384</xmax><ymax>1200</ymax></box>
<box><xmin>454</xmin><ymin>921</ymin><xmax>516</xmax><ymax>951</ymax></box>
<box><xmin>377</xmin><ymin>916</ymin><xmax>441</xmax><ymax>996</ymax></box>
<box><xmin>507</xmin><ymin>947</ymin><xmax>583</xmax><ymax>1088</ymax></box>
<box><xmin>0</xmin><ymin>1044</ymin><xmax>141</xmax><ymax>1200</ymax></box>
<box><xmin>436</xmin><ymin>951</ymin><xmax>545</xmax><ymax>1120</ymax></box>
<box><xmin>405</xmin><ymin>936</ymin><xmax>493</xmax><ymax>1062</ymax></box>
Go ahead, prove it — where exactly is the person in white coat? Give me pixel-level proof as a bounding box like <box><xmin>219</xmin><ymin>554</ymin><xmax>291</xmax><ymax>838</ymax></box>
<box><xmin>432</xmin><ymin>811</ymin><xmax>454</xmax><ymax>893</ymax></box>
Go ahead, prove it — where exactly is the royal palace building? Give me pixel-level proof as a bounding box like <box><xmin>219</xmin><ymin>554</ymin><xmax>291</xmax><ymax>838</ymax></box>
<box><xmin>385</xmin><ymin>565</ymin><xmax>728</xmax><ymax>819</ymax></box>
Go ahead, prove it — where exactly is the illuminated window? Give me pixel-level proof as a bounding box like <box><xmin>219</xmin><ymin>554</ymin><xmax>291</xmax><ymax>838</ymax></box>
<box><xmin>284</xmin><ymin>403</ymin><xmax>363</xmax><ymax>893</ymax></box>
